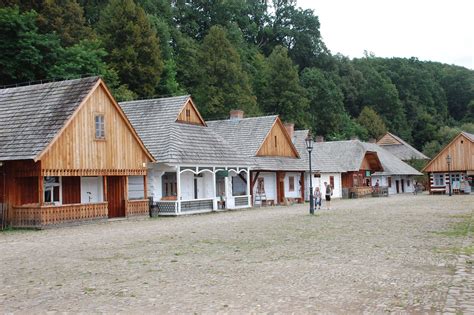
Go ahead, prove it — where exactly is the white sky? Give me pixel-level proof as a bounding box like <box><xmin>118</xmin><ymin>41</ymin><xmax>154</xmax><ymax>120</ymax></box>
<box><xmin>297</xmin><ymin>0</ymin><xmax>473</xmax><ymax>69</ymax></box>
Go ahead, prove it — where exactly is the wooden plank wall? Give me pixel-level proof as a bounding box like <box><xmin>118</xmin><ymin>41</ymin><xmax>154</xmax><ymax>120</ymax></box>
<box><xmin>424</xmin><ymin>134</ymin><xmax>473</xmax><ymax>172</ymax></box>
<box><xmin>62</xmin><ymin>176</ymin><xmax>81</xmax><ymax>204</ymax></box>
<box><xmin>377</xmin><ymin>134</ymin><xmax>401</xmax><ymax>145</ymax></box>
<box><xmin>40</xmin><ymin>85</ymin><xmax>150</xmax><ymax>173</ymax></box>
<box><xmin>257</xmin><ymin>120</ymin><xmax>298</xmax><ymax>158</ymax></box>
<box><xmin>176</xmin><ymin>100</ymin><xmax>205</xmax><ymax>125</ymax></box>
<box><xmin>359</xmin><ymin>153</ymin><xmax>383</xmax><ymax>171</ymax></box>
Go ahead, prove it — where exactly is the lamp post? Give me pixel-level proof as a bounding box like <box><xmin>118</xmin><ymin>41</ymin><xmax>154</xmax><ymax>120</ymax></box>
<box><xmin>305</xmin><ymin>135</ymin><xmax>314</xmax><ymax>215</ymax></box>
<box><xmin>446</xmin><ymin>154</ymin><xmax>452</xmax><ymax>196</ymax></box>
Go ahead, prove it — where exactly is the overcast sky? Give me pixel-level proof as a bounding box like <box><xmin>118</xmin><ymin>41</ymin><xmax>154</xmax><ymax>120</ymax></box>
<box><xmin>297</xmin><ymin>0</ymin><xmax>473</xmax><ymax>69</ymax></box>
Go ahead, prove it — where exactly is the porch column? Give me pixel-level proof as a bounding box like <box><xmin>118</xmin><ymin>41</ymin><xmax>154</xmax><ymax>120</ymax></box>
<box><xmin>38</xmin><ymin>175</ymin><xmax>44</xmax><ymax>206</ymax></box>
<box><xmin>300</xmin><ymin>171</ymin><xmax>305</xmax><ymax>203</ymax></box>
<box><xmin>212</xmin><ymin>167</ymin><xmax>217</xmax><ymax>210</ymax></box>
<box><xmin>103</xmin><ymin>176</ymin><xmax>108</xmax><ymax>201</ymax></box>
<box><xmin>124</xmin><ymin>176</ymin><xmax>129</xmax><ymax>216</ymax></box>
<box><xmin>246</xmin><ymin>170</ymin><xmax>251</xmax><ymax>207</ymax></box>
<box><xmin>143</xmin><ymin>174</ymin><xmax>148</xmax><ymax>199</ymax></box>
<box><xmin>176</xmin><ymin>166</ymin><xmax>181</xmax><ymax>214</ymax></box>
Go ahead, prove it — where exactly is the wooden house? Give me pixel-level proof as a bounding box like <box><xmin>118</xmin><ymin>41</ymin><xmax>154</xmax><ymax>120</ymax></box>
<box><xmin>377</xmin><ymin>132</ymin><xmax>429</xmax><ymax>161</ymax></box>
<box><xmin>0</xmin><ymin>77</ymin><xmax>153</xmax><ymax>228</ymax></box>
<box><xmin>294</xmin><ymin>135</ymin><xmax>422</xmax><ymax>198</ymax></box>
<box><xmin>120</xmin><ymin>97</ymin><xmax>251</xmax><ymax>216</ymax></box>
<box><xmin>422</xmin><ymin>132</ymin><xmax>474</xmax><ymax>194</ymax></box>
<box><xmin>208</xmin><ymin>112</ymin><xmax>305</xmax><ymax>206</ymax></box>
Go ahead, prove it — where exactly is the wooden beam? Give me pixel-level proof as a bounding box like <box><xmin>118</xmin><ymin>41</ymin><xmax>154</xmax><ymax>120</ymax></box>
<box><xmin>103</xmin><ymin>176</ymin><xmax>108</xmax><ymax>202</ymax></box>
<box><xmin>38</xmin><ymin>175</ymin><xmax>43</xmax><ymax>206</ymax></box>
<box><xmin>143</xmin><ymin>174</ymin><xmax>148</xmax><ymax>199</ymax></box>
<box><xmin>250</xmin><ymin>171</ymin><xmax>260</xmax><ymax>190</ymax></box>
<box><xmin>300</xmin><ymin>171</ymin><xmax>305</xmax><ymax>203</ymax></box>
<box><xmin>238</xmin><ymin>173</ymin><xmax>247</xmax><ymax>184</ymax></box>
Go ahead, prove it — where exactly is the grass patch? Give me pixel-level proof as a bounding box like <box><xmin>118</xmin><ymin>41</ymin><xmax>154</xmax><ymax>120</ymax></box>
<box><xmin>434</xmin><ymin>216</ymin><xmax>474</xmax><ymax>237</ymax></box>
<box><xmin>433</xmin><ymin>245</ymin><xmax>474</xmax><ymax>255</ymax></box>
<box><xmin>0</xmin><ymin>226</ymin><xmax>38</xmax><ymax>233</ymax></box>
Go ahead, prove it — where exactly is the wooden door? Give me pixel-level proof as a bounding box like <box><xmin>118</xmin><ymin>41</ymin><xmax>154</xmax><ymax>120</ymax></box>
<box><xmin>276</xmin><ymin>172</ymin><xmax>285</xmax><ymax>204</ymax></box>
<box><xmin>107</xmin><ymin>176</ymin><xmax>125</xmax><ymax>218</ymax></box>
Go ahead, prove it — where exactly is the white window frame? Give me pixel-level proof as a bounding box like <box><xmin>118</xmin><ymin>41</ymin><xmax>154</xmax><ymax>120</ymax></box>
<box><xmin>434</xmin><ymin>173</ymin><xmax>444</xmax><ymax>186</ymax></box>
<box><xmin>95</xmin><ymin>114</ymin><xmax>105</xmax><ymax>139</ymax></box>
<box><xmin>44</xmin><ymin>176</ymin><xmax>62</xmax><ymax>205</ymax></box>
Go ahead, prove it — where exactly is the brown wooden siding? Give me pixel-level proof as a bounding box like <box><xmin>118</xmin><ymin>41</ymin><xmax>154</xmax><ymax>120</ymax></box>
<box><xmin>257</xmin><ymin>119</ymin><xmax>299</xmax><ymax>158</ymax></box>
<box><xmin>423</xmin><ymin>134</ymin><xmax>473</xmax><ymax>172</ymax></box>
<box><xmin>377</xmin><ymin>133</ymin><xmax>401</xmax><ymax>145</ymax></box>
<box><xmin>39</xmin><ymin>84</ymin><xmax>150</xmax><ymax>174</ymax></box>
<box><xmin>176</xmin><ymin>100</ymin><xmax>205</xmax><ymax>126</ymax></box>
<box><xmin>359</xmin><ymin>152</ymin><xmax>383</xmax><ymax>171</ymax></box>
<box><xmin>62</xmin><ymin>176</ymin><xmax>81</xmax><ymax>204</ymax></box>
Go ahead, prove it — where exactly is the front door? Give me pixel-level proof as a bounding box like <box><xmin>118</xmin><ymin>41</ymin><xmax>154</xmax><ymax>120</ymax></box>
<box><xmin>277</xmin><ymin>172</ymin><xmax>285</xmax><ymax>204</ymax></box>
<box><xmin>107</xmin><ymin>176</ymin><xmax>125</xmax><ymax>218</ymax></box>
<box><xmin>396</xmin><ymin>180</ymin><xmax>400</xmax><ymax>193</ymax></box>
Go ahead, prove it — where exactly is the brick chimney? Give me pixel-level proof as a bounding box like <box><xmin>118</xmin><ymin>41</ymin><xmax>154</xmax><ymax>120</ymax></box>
<box><xmin>315</xmin><ymin>136</ymin><xmax>324</xmax><ymax>143</ymax></box>
<box><xmin>284</xmin><ymin>123</ymin><xmax>294</xmax><ymax>140</ymax></box>
<box><xmin>230</xmin><ymin>109</ymin><xmax>244</xmax><ymax>120</ymax></box>
<box><xmin>368</xmin><ymin>138</ymin><xmax>376</xmax><ymax>143</ymax></box>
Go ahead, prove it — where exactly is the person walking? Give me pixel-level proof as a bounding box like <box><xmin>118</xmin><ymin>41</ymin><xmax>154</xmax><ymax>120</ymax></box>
<box><xmin>324</xmin><ymin>182</ymin><xmax>332</xmax><ymax>210</ymax></box>
<box><xmin>314</xmin><ymin>187</ymin><xmax>322</xmax><ymax>210</ymax></box>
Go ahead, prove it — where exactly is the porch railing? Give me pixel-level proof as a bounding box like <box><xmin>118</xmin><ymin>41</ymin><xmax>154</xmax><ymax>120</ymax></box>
<box><xmin>234</xmin><ymin>195</ymin><xmax>249</xmax><ymax>207</ymax></box>
<box><xmin>180</xmin><ymin>198</ymin><xmax>213</xmax><ymax>213</ymax></box>
<box><xmin>150</xmin><ymin>201</ymin><xmax>178</xmax><ymax>216</ymax></box>
<box><xmin>11</xmin><ymin>202</ymin><xmax>108</xmax><ymax>228</ymax></box>
<box><xmin>126</xmin><ymin>199</ymin><xmax>149</xmax><ymax>217</ymax></box>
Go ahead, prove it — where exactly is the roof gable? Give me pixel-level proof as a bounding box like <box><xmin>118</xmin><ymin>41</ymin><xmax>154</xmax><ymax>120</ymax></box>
<box><xmin>176</xmin><ymin>98</ymin><xmax>206</xmax><ymax>126</ymax></box>
<box><xmin>422</xmin><ymin>132</ymin><xmax>474</xmax><ymax>172</ymax></box>
<box><xmin>377</xmin><ymin>133</ymin><xmax>402</xmax><ymax>145</ymax></box>
<box><xmin>256</xmin><ymin>117</ymin><xmax>299</xmax><ymax>158</ymax></box>
<box><xmin>0</xmin><ymin>77</ymin><xmax>100</xmax><ymax>161</ymax></box>
<box><xmin>377</xmin><ymin>132</ymin><xmax>429</xmax><ymax>160</ymax></box>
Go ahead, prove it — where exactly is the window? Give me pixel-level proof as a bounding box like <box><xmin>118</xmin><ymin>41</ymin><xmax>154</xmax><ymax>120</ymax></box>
<box><xmin>274</xmin><ymin>136</ymin><xmax>277</xmax><ymax>148</ymax></box>
<box><xmin>95</xmin><ymin>114</ymin><xmax>105</xmax><ymax>139</ymax></box>
<box><xmin>162</xmin><ymin>173</ymin><xmax>177</xmax><ymax>197</ymax></box>
<box><xmin>407</xmin><ymin>180</ymin><xmax>410</xmax><ymax>187</ymax></box>
<box><xmin>257</xmin><ymin>178</ymin><xmax>265</xmax><ymax>194</ymax></box>
<box><xmin>434</xmin><ymin>173</ymin><xmax>444</xmax><ymax>186</ymax></box>
<box><xmin>44</xmin><ymin>176</ymin><xmax>60</xmax><ymax>204</ymax></box>
<box><xmin>185</xmin><ymin>109</ymin><xmax>191</xmax><ymax>120</ymax></box>
<box><xmin>289</xmin><ymin>176</ymin><xmax>295</xmax><ymax>191</ymax></box>
<box><xmin>388</xmin><ymin>177</ymin><xmax>392</xmax><ymax>188</ymax></box>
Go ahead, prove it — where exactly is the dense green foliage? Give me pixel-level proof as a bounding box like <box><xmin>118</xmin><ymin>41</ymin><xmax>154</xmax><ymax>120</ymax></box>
<box><xmin>0</xmin><ymin>0</ymin><xmax>472</xmax><ymax>155</ymax></box>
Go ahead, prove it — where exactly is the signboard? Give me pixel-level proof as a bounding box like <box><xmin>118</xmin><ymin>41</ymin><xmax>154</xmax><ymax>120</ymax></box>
<box><xmin>216</xmin><ymin>170</ymin><xmax>229</xmax><ymax>177</ymax></box>
<box><xmin>365</xmin><ymin>170</ymin><xmax>371</xmax><ymax>177</ymax></box>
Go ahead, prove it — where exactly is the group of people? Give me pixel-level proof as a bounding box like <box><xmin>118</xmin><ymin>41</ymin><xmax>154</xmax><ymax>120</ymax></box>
<box><xmin>313</xmin><ymin>182</ymin><xmax>333</xmax><ymax>210</ymax></box>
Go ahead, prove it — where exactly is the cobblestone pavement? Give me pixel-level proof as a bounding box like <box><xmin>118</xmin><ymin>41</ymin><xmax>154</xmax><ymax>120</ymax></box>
<box><xmin>0</xmin><ymin>194</ymin><xmax>472</xmax><ymax>313</ymax></box>
<box><xmin>443</xmin><ymin>207</ymin><xmax>474</xmax><ymax>314</ymax></box>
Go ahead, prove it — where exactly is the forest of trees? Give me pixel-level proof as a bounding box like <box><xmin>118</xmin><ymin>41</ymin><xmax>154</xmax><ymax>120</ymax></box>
<box><xmin>0</xmin><ymin>0</ymin><xmax>473</xmax><ymax>158</ymax></box>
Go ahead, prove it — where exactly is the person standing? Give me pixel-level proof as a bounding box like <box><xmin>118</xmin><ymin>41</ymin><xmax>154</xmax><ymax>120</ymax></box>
<box><xmin>324</xmin><ymin>182</ymin><xmax>332</xmax><ymax>210</ymax></box>
<box><xmin>314</xmin><ymin>187</ymin><xmax>322</xmax><ymax>210</ymax></box>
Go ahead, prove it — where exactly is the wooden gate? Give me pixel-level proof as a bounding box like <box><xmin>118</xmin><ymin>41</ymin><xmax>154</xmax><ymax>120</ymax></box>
<box><xmin>107</xmin><ymin>176</ymin><xmax>126</xmax><ymax>218</ymax></box>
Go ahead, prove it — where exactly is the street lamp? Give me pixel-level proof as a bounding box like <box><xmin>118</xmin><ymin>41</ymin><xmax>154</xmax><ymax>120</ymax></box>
<box><xmin>446</xmin><ymin>154</ymin><xmax>452</xmax><ymax>196</ymax></box>
<box><xmin>305</xmin><ymin>134</ymin><xmax>314</xmax><ymax>215</ymax></box>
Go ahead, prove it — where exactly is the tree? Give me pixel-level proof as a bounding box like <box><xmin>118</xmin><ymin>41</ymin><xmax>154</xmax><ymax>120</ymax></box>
<box><xmin>97</xmin><ymin>0</ymin><xmax>163</xmax><ymax>97</ymax></box>
<box><xmin>356</xmin><ymin>107</ymin><xmax>387</xmax><ymax>140</ymax></box>
<box><xmin>193</xmin><ymin>26</ymin><xmax>259</xmax><ymax>119</ymax></box>
<box><xmin>260</xmin><ymin>45</ymin><xmax>309</xmax><ymax>127</ymax></box>
<box><xmin>0</xmin><ymin>7</ymin><xmax>61</xmax><ymax>85</ymax></box>
<box><xmin>300</xmin><ymin>67</ymin><xmax>346</xmax><ymax>136</ymax></box>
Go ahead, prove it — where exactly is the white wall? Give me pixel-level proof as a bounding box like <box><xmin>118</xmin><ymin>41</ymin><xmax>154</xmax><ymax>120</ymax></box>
<box><xmin>128</xmin><ymin>176</ymin><xmax>144</xmax><ymax>199</ymax></box>
<box><xmin>253</xmin><ymin>172</ymin><xmax>277</xmax><ymax>202</ymax></box>
<box><xmin>284</xmin><ymin>172</ymin><xmax>302</xmax><ymax>198</ymax></box>
<box><xmin>180</xmin><ymin>171</ymin><xmax>194</xmax><ymax>200</ymax></box>
<box><xmin>371</xmin><ymin>175</ymin><xmax>416</xmax><ymax>194</ymax></box>
<box><xmin>80</xmin><ymin>177</ymin><xmax>103</xmax><ymax>203</ymax></box>
<box><xmin>305</xmin><ymin>172</ymin><xmax>342</xmax><ymax>199</ymax></box>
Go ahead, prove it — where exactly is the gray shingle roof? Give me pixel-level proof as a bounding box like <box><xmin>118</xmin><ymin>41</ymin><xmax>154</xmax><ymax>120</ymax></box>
<box><xmin>294</xmin><ymin>131</ymin><xmax>421</xmax><ymax>175</ymax></box>
<box><xmin>208</xmin><ymin>116</ymin><xmax>304</xmax><ymax>171</ymax></box>
<box><xmin>120</xmin><ymin>96</ymin><xmax>248</xmax><ymax>166</ymax></box>
<box><xmin>462</xmin><ymin>131</ymin><xmax>474</xmax><ymax>142</ymax></box>
<box><xmin>0</xmin><ymin>77</ymin><xmax>99</xmax><ymax>161</ymax></box>
<box><xmin>377</xmin><ymin>132</ymin><xmax>429</xmax><ymax>160</ymax></box>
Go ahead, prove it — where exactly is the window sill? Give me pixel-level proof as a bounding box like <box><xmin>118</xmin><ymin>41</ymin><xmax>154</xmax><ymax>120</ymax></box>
<box><xmin>94</xmin><ymin>138</ymin><xmax>106</xmax><ymax>142</ymax></box>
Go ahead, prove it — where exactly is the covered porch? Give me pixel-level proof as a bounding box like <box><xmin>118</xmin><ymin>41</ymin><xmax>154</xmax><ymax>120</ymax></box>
<box><xmin>250</xmin><ymin>170</ymin><xmax>305</xmax><ymax>206</ymax></box>
<box><xmin>149</xmin><ymin>164</ymin><xmax>251</xmax><ymax>216</ymax></box>
<box><xmin>3</xmin><ymin>161</ymin><xmax>149</xmax><ymax>228</ymax></box>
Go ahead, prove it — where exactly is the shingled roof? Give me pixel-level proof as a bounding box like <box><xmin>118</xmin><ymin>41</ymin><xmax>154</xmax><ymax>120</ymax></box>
<box><xmin>120</xmin><ymin>96</ymin><xmax>247</xmax><ymax>166</ymax></box>
<box><xmin>0</xmin><ymin>77</ymin><xmax>99</xmax><ymax>161</ymax></box>
<box><xmin>293</xmin><ymin>131</ymin><xmax>421</xmax><ymax>176</ymax></box>
<box><xmin>207</xmin><ymin>116</ymin><xmax>304</xmax><ymax>171</ymax></box>
<box><xmin>377</xmin><ymin>132</ymin><xmax>429</xmax><ymax>161</ymax></box>
<box><xmin>462</xmin><ymin>131</ymin><xmax>474</xmax><ymax>142</ymax></box>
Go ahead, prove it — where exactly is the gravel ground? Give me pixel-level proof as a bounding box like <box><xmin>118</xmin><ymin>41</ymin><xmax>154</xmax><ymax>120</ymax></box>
<box><xmin>0</xmin><ymin>194</ymin><xmax>472</xmax><ymax>313</ymax></box>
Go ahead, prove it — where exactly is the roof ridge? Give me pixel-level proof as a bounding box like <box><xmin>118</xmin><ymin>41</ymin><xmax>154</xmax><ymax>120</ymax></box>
<box><xmin>207</xmin><ymin>114</ymin><xmax>278</xmax><ymax>123</ymax></box>
<box><xmin>120</xmin><ymin>94</ymin><xmax>190</xmax><ymax>105</ymax></box>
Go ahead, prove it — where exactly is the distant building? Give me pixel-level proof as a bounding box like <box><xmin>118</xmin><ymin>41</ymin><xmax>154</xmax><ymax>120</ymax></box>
<box><xmin>422</xmin><ymin>132</ymin><xmax>474</xmax><ymax>194</ymax></box>
<box><xmin>377</xmin><ymin>132</ymin><xmax>429</xmax><ymax>161</ymax></box>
